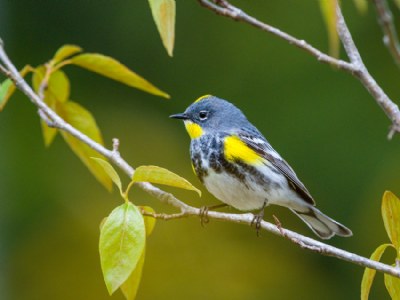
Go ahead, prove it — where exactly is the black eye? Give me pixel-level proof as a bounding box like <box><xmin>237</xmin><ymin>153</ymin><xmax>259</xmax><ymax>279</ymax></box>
<box><xmin>199</xmin><ymin>110</ymin><xmax>208</xmax><ymax>120</ymax></box>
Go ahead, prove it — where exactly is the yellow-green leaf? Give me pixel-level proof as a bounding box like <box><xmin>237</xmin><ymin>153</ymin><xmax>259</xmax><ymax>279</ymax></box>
<box><xmin>40</xmin><ymin>118</ymin><xmax>58</xmax><ymax>147</ymax></box>
<box><xmin>58</xmin><ymin>101</ymin><xmax>112</xmax><ymax>191</ymax></box>
<box><xmin>132</xmin><ymin>165</ymin><xmax>201</xmax><ymax>196</ymax></box>
<box><xmin>385</xmin><ymin>272</ymin><xmax>400</xmax><ymax>299</ymax></box>
<box><xmin>32</xmin><ymin>66</ymin><xmax>70</xmax><ymax>103</ymax></box>
<box><xmin>99</xmin><ymin>203</ymin><xmax>146</xmax><ymax>295</ymax></box>
<box><xmin>353</xmin><ymin>0</ymin><xmax>368</xmax><ymax>14</ymax></box>
<box><xmin>91</xmin><ymin>157</ymin><xmax>122</xmax><ymax>194</ymax></box>
<box><xmin>70</xmin><ymin>53</ymin><xmax>170</xmax><ymax>98</ymax></box>
<box><xmin>140</xmin><ymin>206</ymin><xmax>156</xmax><ymax>236</ymax></box>
<box><xmin>52</xmin><ymin>44</ymin><xmax>83</xmax><ymax>65</ymax></box>
<box><xmin>148</xmin><ymin>0</ymin><xmax>176</xmax><ymax>57</ymax></box>
<box><xmin>120</xmin><ymin>248</ymin><xmax>146</xmax><ymax>300</ymax></box>
<box><xmin>0</xmin><ymin>65</ymin><xmax>32</xmax><ymax>111</ymax></box>
<box><xmin>319</xmin><ymin>0</ymin><xmax>340</xmax><ymax>58</ymax></box>
<box><xmin>0</xmin><ymin>79</ymin><xmax>13</xmax><ymax>111</ymax></box>
<box><xmin>361</xmin><ymin>243</ymin><xmax>393</xmax><ymax>300</ymax></box>
<box><xmin>382</xmin><ymin>191</ymin><xmax>400</xmax><ymax>256</ymax></box>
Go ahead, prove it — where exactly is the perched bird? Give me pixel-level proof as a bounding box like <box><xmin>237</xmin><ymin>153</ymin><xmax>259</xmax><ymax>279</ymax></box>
<box><xmin>170</xmin><ymin>95</ymin><xmax>352</xmax><ymax>239</ymax></box>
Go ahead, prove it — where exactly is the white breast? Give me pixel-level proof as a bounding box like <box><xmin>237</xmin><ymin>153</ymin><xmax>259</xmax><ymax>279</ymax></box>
<box><xmin>203</xmin><ymin>164</ymin><xmax>295</xmax><ymax>211</ymax></box>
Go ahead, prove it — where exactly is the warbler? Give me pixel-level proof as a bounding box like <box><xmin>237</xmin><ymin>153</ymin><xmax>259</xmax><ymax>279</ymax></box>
<box><xmin>170</xmin><ymin>95</ymin><xmax>352</xmax><ymax>239</ymax></box>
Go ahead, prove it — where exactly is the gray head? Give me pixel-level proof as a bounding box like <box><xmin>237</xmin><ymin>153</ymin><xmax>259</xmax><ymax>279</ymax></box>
<box><xmin>170</xmin><ymin>95</ymin><xmax>250</xmax><ymax>137</ymax></box>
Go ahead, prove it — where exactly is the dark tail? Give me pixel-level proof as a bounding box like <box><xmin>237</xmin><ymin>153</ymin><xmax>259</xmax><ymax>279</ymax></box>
<box><xmin>290</xmin><ymin>206</ymin><xmax>352</xmax><ymax>239</ymax></box>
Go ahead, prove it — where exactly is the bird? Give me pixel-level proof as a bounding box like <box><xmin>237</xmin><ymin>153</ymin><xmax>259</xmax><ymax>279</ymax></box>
<box><xmin>170</xmin><ymin>95</ymin><xmax>352</xmax><ymax>239</ymax></box>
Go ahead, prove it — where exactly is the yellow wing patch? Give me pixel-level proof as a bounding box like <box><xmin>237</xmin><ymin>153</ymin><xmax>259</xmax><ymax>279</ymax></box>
<box><xmin>224</xmin><ymin>136</ymin><xmax>264</xmax><ymax>165</ymax></box>
<box><xmin>194</xmin><ymin>94</ymin><xmax>212</xmax><ymax>103</ymax></box>
<box><xmin>184</xmin><ymin>121</ymin><xmax>203</xmax><ymax>139</ymax></box>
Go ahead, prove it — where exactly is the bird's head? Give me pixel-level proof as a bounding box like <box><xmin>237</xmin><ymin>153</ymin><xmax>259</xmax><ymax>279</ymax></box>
<box><xmin>170</xmin><ymin>95</ymin><xmax>248</xmax><ymax>139</ymax></box>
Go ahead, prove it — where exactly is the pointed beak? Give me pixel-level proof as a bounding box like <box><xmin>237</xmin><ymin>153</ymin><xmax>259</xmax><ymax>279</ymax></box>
<box><xmin>169</xmin><ymin>113</ymin><xmax>189</xmax><ymax>120</ymax></box>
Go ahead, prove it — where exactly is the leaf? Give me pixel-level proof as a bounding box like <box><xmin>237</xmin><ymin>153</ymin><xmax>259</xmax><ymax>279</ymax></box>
<box><xmin>132</xmin><ymin>165</ymin><xmax>201</xmax><ymax>196</ymax></box>
<box><xmin>120</xmin><ymin>248</ymin><xmax>146</xmax><ymax>300</ymax></box>
<box><xmin>319</xmin><ymin>0</ymin><xmax>340</xmax><ymax>58</ymax></box>
<box><xmin>0</xmin><ymin>65</ymin><xmax>32</xmax><ymax>111</ymax></box>
<box><xmin>52</xmin><ymin>44</ymin><xmax>83</xmax><ymax>64</ymax></box>
<box><xmin>361</xmin><ymin>244</ymin><xmax>393</xmax><ymax>300</ymax></box>
<box><xmin>353</xmin><ymin>0</ymin><xmax>368</xmax><ymax>14</ymax></box>
<box><xmin>58</xmin><ymin>101</ymin><xmax>112</xmax><ymax>191</ymax></box>
<box><xmin>32</xmin><ymin>66</ymin><xmax>70</xmax><ymax>103</ymax></box>
<box><xmin>91</xmin><ymin>157</ymin><xmax>122</xmax><ymax>194</ymax></box>
<box><xmin>0</xmin><ymin>79</ymin><xmax>13</xmax><ymax>111</ymax></box>
<box><xmin>99</xmin><ymin>203</ymin><xmax>146</xmax><ymax>295</ymax></box>
<box><xmin>70</xmin><ymin>53</ymin><xmax>170</xmax><ymax>98</ymax></box>
<box><xmin>140</xmin><ymin>206</ymin><xmax>156</xmax><ymax>236</ymax></box>
<box><xmin>382</xmin><ymin>191</ymin><xmax>400</xmax><ymax>256</ymax></box>
<box><xmin>148</xmin><ymin>0</ymin><xmax>176</xmax><ymax>57</ymax></box>
<box><xmin>385</xmin><ymin>272</ymin><xmax>400</xmax><ymax>299</ymax></box>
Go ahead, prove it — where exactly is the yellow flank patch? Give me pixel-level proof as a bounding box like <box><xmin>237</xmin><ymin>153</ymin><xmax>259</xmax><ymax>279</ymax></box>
<box><xmin>224</xmin><ymin>136</ymin><xmax>263</xmax><ymax>164</ymax></box>
<box><xmin>184</xmin><ymin>121</ymin><xmax>203</xmax><ymax>139</ymax></box>
<box><xmin>194</xmin><ymin>94</ymin><xmax>212</xmax><ymax>103</ymax></box>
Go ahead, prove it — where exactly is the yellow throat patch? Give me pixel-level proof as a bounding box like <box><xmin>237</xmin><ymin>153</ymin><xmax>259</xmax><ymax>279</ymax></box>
<box><xmin>224</xmin><ymin>136</ymin><xmax>263</xmax><ymax>165</ymax></box>
<box><xmin>184</xmin><ymin>121</ymin><xmax>203</xmax><ymax>139</ymax></box>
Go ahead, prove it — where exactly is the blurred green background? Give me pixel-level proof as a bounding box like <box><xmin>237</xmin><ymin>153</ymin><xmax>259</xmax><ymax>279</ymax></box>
<box><xmin>1</xmin><ymin>0</ymin><xmax>400</xmax><ymax>299</ymax></box>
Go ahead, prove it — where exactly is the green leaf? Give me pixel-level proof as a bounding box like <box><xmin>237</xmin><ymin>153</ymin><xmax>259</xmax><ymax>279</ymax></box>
<box><xmin>132</xmin><ymin>165</ymin><xmax>201</xmax><ymax>196</ymax></box>
<box><xmin>52</xmin><ymin>44</ymin><xmax>83</xmax><ymax>64</ymax></box>
<box><xmin>140</xmin><ymin>206</ymin><xmax>156</xmax><ymax>236</ymax></box>
<box><xmin>120</xmin><ymin>249</ymin><xmax>146</xmax><ymax>300</ymax></box>
<box><xmin>353</xmin><ymin>0</ymin><xmax>368</xmax><ymax>14</ymax></box>
<box><xmin>91</xmin><ymin>157</ymin><xmax>122</xmax><ymax>194</ymax></box>
<box><xmin>382</xmin><ymin>191</ymin><xmax>400</xmax><ymax>256</ymax></box>
<box><xmin>0</xmin><ymin>79</ymin><xmax>13</xmax><ymax>111</ymax></box>
<box><xmin>148</xmin><ymin>0</ymin><xmax>176</xmax><ymax>57</ymax></box>
<box><xmin>319</xmin><ymin>0</ymin><xmax>340</xmax><ymax>58</ymax></box>
<box><xmin>99</xmin><ymin>203</ymin><xmax>146</xmax><ymax>295</ymax></box>
<box><xmin>0</xmin><ymin>65</ymin><xmax>32</xmax><ymax>111</ymax></box>
<box><xmin>361</xmin><ymin>243</ymin><xmax>393</xmax><ymax>300</ymax></box>
<box><xmin>385</xmin><ymin>272</ymin><xmax>400</xmax><ymax>299</ymax></box>
<box><xmin>32</xmin><ymin>66</ymin><xmax>70</xmax><ymax>103</ymax></box>
<box><xmin>58</xmin><ymin>101</ymin><xmax>112</xmax><ymax>191</ymax></box>
<box><xmin>70</xmin><ymin>53</ymin><xmax>170</xmax><ymax>98</ymax></box>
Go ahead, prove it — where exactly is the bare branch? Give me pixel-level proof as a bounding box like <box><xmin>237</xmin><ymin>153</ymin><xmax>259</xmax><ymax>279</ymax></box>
<box><xmin>335</xmin><ymin>3</ymin><xmax>400</xmax><ymax>139</ymax></box>
<box><xmin>373</xmin><ymin>0</ymin><xmax>400</xmax><ymax>66</ymax></box>
<box><xmin>197</xmin><ymin>0</ymin><xmax>400</xmax><ymax>138</ymax></box>
<box><xmin>1</xmin><ymin>37</ymin><xmax>400</xmax><ymax>279</ymax></box>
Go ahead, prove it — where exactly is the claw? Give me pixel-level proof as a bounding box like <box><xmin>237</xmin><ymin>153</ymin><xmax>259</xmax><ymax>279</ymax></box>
<box><xmin>199</xmin><ymin>206</ymin><xmax>210</xmax><ymax>227</ymax></box>
<box><xmin>251</xmin><ymin>200</ymin><xmax>268</xmax><ymax>236</ymax></box>
<box><xmin>198</xmin><ymin>203</ymin><xmax>228</xmax><ymax>227</ymax></box>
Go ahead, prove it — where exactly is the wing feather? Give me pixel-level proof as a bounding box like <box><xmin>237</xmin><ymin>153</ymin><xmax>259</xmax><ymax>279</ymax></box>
<box><xmin>237</xmin><ymin>132</ymin><xmax>315</xmax><ymax>205</ymax></box>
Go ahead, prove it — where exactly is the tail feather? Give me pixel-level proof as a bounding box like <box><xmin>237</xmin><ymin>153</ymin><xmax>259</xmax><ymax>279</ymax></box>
<box><xmin>290</xmin><ymin>206</ymin><xmax>352</xmax><ymax>239</ymax></box>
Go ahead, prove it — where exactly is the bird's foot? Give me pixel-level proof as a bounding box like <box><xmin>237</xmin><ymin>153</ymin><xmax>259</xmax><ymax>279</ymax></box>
<box><xmin>199</xmin><ymin>203</ymin><xmax>228</xmax><ymax>227</ymax></box>
<box><xmin>251</xmin><ymin>200</ymin><xmax>268</xmax><ymax>236</ymax></box>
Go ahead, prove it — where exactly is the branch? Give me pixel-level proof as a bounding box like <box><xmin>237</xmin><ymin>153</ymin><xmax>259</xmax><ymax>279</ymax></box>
<box><xmin>373</xmin><ymin>0</ymin><xmax>400</xmax><ymax>67</ymax></box>
<box><xmin>1</xmin><ymin>39</ymin><xmax>400</xmax><ymax>279</ymax></box>
<box><xmin>197</xmin><ymin>0</ymin><xmax>400</xmax><ymax>139</ymax></box>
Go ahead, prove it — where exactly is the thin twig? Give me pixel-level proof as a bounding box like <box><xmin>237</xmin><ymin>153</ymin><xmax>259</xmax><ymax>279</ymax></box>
<box><xmin>373</xmin><ymin>0</ymin><xmax>400</xmax><ymax>66</ymax></box>
<box><xmin>197</xmin><ymin>0</ymin><xmax>400</xmax><ymax>139</ymax></box>
<box><xmin>335</xmin><ymin>3</ymin><xmax>400</xmax><ymax>139</ymax></box>
<box><xmin>1</xmin><ymin>38</ymin><xmax>400</xmax><ymax>278</ymax></box>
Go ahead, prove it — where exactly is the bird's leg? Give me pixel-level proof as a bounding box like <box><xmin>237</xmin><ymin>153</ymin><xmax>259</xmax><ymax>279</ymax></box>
<box><xmin>199</xmin><ymin>203</ymin><xmax>228</xmax><ymax>226</ymax></box>
<box><xmin>251</xmin><ymin>199</ymin><xmax>268</xmax><ymax>236</ymax></box>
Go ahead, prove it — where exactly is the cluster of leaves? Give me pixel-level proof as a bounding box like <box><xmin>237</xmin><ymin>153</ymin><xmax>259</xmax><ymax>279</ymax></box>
<box><xmin>361</xmin><ymin>191</ymin><xmax>400</xmax><ymax>299</ymax></box>
<box><xmin>93</xmin><ymin>160</ymin><xmax>200</xmax><ymax>299</ymax></box>
<box><xmin>0</xmin><ymin>44</ymin><xmax>169</xmax><ymax>190</ymax></box>
<box><xmin>0</xmin><ymin>45</ymin><xmax>202</xmax><ymax>299</ymax></box>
